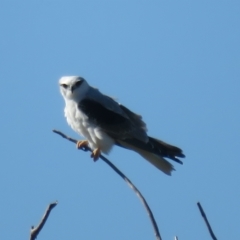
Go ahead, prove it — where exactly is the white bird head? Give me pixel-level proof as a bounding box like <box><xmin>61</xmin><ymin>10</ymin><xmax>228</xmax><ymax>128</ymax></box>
<box><xmin>59</xmin><ymin>76</ymin><xmax>89</xmax><ymax>101</ymax></box>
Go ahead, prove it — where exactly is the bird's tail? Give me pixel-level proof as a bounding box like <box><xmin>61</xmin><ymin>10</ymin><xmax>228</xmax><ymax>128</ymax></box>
<box><xmin>135</xmin><ymin>148</ymin><xmax>176</xmax><ymax>175</ymax></box>
<box><xmin>117</xmin><ymin>137</ymin><xmax>185</xmax><ymax>175</ymax></box>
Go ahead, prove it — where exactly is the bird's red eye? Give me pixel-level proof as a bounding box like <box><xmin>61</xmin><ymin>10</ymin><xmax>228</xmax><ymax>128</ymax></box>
<box><xmin>61</xmin><ymin>84</ymin><xmax>68</xmax><ymax>89</ymax></box>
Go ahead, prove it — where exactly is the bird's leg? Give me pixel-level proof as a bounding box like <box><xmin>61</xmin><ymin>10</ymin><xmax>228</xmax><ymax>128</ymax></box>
<box><xmin>76</xmin><ymin>140</ymin><xmax>89</xmax><ymax>149</ymax></box>
<box><xmin>91</xmin><ymin>148</ymin><xmax>101</xmax><ymax>161</ymax></box>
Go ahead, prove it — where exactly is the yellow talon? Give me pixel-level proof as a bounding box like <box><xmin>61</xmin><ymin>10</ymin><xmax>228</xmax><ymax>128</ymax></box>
<box><xmin>76</xmin><ymin>140</ymin><xmax>89</xmax><ymax>149</ymax></box>
<box><xmin>91</xmin><ymin>148</ymin><xmax>101</xmax><ymax>161</ymax></box>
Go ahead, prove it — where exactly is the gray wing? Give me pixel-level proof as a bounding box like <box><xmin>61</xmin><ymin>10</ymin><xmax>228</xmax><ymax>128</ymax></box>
<box><xmin>86</xmin><ymin>87</ymin><xmax>129</xmax><ymax>116</ymax></box>
<box><xmin>80</xmin><ymin>87</ymin><xmax>185</xmax><ymax>175</ymax></box>
<box><xmin>78</xmin><ymin>87</ymin><xmax>148</xmax><ymax>142</ymax></box>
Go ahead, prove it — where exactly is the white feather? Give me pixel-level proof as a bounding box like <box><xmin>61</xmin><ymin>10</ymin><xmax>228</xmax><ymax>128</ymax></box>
<box><xmin>60</xmin><ymin>76</ymin><xmax>115</xmax><ymax>153</ymax></box>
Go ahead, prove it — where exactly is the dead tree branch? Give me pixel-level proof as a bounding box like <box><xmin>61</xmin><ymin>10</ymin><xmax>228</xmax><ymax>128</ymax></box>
<box><xmin>53</xmin><ymin>129</ymin><xmax>162</xmax><ymax>240</ymax></box>
<box><xmin>197</xmin><ymin>202</ymin><xmax>217</xmax><ymax>240</ymax></box>
<box><xmin>30</xmin><ymin>201</ymin><xmax>58</xmax><ymax>240</ymax></box>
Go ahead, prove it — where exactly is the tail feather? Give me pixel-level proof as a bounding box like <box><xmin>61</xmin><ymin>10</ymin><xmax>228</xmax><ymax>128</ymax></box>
<box><xmin>117</xmin><ymin>140</ymin><xmax>174</xmax><ymax>175</ymax></box>
<box><xmin>137</xmin><ymin>150</ymin><xmax>175</xmax><ymax>175</ymax></box>
<box><xmin>148</xmin><ymin>137</ymin><xmax>185</xmax><ymax>164</ymax></box>
<box><xmin>116</xmin><ymin>137</ymin><xmax>185</xmax><ymax>175</ymax></box>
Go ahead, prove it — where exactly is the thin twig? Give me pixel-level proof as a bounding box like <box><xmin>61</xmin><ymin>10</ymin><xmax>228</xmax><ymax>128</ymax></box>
<box><xmin>53</xmin><ymin>129</ymin><xmax>162</xmax><ymax>240</ymax></box>
<box><xmin>197</xmin><ymin>202</ymin><xmax>217</xmax><ymax>240</ymax></box>
<box><xmin>30</xmin><ymin>201</ymin><xmax>58</xmax><ymax>240</ymax></box>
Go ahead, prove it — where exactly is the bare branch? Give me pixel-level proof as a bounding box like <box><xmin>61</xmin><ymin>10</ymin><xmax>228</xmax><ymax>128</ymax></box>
<box><xmin>53</xmin><ymin>129</ymin><xmax>162</xmax><ymax>240</ymax></box>
<box><xmin>30</xmin><ymin>201</ymin><xmax>58</xmax><ymax>240</ymax></box>
<box><xmin>197</xmin><ymin>202</ymin><xmax>217</xmax><ymax>240</ymax></box>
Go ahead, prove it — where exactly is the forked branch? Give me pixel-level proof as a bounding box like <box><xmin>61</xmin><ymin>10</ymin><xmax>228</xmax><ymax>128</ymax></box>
<box><xmin>53</xmin><ymin>129</ymin><xmax>162</xmax><ymax>240</ymax></box>
<box><xmin>30</xmin><ymin>201</ymin><xmax>58</xmax><ymax>240</ymax></box>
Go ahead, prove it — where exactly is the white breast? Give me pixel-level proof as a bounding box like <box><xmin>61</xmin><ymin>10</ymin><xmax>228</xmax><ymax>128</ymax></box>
<box><xmin>64</xmin><ymin>100</ymin><xmax>115</xmax><ymax>153</ymax></box>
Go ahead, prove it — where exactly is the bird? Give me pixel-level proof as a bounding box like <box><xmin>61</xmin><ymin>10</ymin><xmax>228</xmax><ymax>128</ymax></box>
<box><xmin>59</xmin><ymin>76</ymin><xmax>185</xmax><ymax>175</ymax></box>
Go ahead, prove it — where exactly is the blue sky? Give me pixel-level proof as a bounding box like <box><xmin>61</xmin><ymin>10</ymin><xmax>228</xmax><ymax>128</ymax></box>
<box><xmin>0</xmin><ymin>1</ymin><xmax>239</xmax><ymax>239</ymax></box>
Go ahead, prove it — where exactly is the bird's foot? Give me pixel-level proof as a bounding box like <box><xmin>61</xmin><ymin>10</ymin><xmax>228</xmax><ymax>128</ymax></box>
<box><xmin>76</xmin><ymin>140</ymin><xmax>89</xmax><ymax>149</ymax></box>
<box><xmin>91</xmin><ymin>148</ymin><xmax>101</xmax><ymax>161</ymax></box>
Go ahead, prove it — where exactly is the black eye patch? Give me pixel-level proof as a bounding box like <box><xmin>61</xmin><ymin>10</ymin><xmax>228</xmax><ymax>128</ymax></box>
<box><xmin>61</xmin><ymin>84</ymin><xmax>68</xmax><ymax>89</ymax></box>
<box><xmin>75</xmin><ymin>80</ymin><xmax>83</xmax><ymax>88</ymax></box>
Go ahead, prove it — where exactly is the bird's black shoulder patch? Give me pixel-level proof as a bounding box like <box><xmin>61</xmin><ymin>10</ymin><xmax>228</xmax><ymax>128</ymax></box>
<box><xmin>78</xmin><ymin>98</ymin><xmax>127</xmax><ymax>126</ymax></box>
